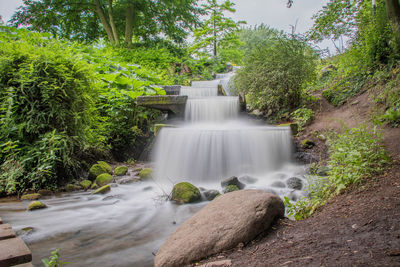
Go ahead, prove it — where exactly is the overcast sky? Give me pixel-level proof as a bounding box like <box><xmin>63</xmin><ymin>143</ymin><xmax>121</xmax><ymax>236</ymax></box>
<box><xmin>0</xmin><ymin>0</ymin><xmax>332</xmax><ymax>51</ymax></box>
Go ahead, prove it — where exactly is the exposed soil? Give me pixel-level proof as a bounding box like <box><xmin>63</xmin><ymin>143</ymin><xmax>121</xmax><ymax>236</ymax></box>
<box><xmin>197</xmin><ymin>92</ymin><xmax>400</xmax><ymax>266</ymax></box>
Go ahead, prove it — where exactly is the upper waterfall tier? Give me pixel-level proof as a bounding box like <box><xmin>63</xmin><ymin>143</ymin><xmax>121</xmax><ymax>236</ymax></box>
<box><xmin>184</xmin><ymin>96</ymin><xmax>239</xmax><ymax>122</ymax></box>
<box><xmin>152</xmin><ymin>124</ymin><xmax>293</xmax><ymax>183</ymax></box>
<box><xmin>180</xmin><ymin>86</ymin><xmax>218</xmax><ymax>97</ymax></box>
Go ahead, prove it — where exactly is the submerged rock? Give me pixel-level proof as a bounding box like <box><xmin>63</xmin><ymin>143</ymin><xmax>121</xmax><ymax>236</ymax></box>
<box><xmin>16</xmin><ymin>226</ymin><xmax>35</xmax><ymax>237</ymax></box>
<box><xmin>96</xmin><ymin>173</ymin><xmax>113</xmax><ymax>187</ymax></box>
<box><xmin>114</xmin><ymin>166</ymin><xmax>128</xmax><ymax>176</ymax></box>
<box><xmin>223</xmin><ymin>185</ymin><xmax>239</xmax><ymax>193</ymax></box>
<box><xmin>139</xmin><ymin>168</ymin><xmax>153</xmax><ymax>179</ymax></box>
<box><xmin>203</xmin><ymin>190</ymin><xmax>221</xmax><ymax>201</ymax></box>
<box><xmin>21</xmin><ymin>193</ymin><xmax>41</xmax><ymax>201</ymax></box>
<box><xmin>171</xmin><ymin>182</ymin><xmax>201</xmax><ymax>204</ymax></box>
<box><xmin>154</xmin><ymin>190</ymin><xmax>284</xmax><ymax>267</ymax></box>
<box><xmin>80</xmin><ymin>180</ymin><xmax>92</xmax><ymax>190</ymax></box>
<box><xmin>239</xmin><ymin>175</ymin><xmax>258</xmax><ymax>184</ymax></box>
<box><xmin>221</xmin><ymin>176</ymin><xmax>245</xmax><ymax>189</ymax></box>
<box><xmin>271</xmin><ymin>181</ymin><xmax>286</xmax><ymax>188</ymax></box>
<box><xmin>286</xmin><ymin>177</ymin><xmax>303</xmax><ymax>190</ymax></box>
<box><xmin>27</xmin><ymin>201</ymin><xmax>47</xmax><ymax>211</ymax></box>
<box><xmin>117</xmin><ymin>177</ymin><xmax>139</xmax><ymax>184</ymax></box>
<box><xmin>91</xmin><ymin>185</ymin><xmax>111</xmax><ymax>195</ymax></box>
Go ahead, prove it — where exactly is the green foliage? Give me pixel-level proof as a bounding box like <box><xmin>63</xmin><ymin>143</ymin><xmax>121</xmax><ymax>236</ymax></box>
<box><xmin>42</xmin><ymin>249</ymin><xmax>70</xmax><ymax>267</ymax></box>
<box><xmin>234</xmin><ymin>26</ymin><xmax>317</xmax><ymax>122</ymax></box>
<box><xmin>291</xmin><ymin>108</ymin><xmax>314</xmax><ymax>131</ymax></box>
<box><xmin>285</xmin><ymin>126</ymin><xmax>389</xmax><ymax>220</ymax></box>
<box><xmin>191</xmin><ymin>0</ymin><xmax>245</xmax><ymax>64</ymax></box>
<box><xmin>0</xmin><ymin>27</ymin><xmax>164</xmax><ymax>194</ymax></box>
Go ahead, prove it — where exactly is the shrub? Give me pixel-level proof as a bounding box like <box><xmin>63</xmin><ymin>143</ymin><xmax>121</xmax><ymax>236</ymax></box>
<box><xmin>291</xmin><ymin>108</ymin><xmax>314</xmax><ymax>131</ymax></box>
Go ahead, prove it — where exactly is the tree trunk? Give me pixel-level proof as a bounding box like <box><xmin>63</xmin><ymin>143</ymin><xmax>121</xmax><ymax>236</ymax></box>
<box><xmin>108</xmin><ymin>0</ymin><xmax>120</xmax><ymax>45</ymax></box>
<box><xmin>213</xmin><ymin>9</ymin><xmax>217</xmax><ymax>57</ymax></box>
<box><xmin>125</xmin><ymin>3</ymin><xmax>134</xmax><ymax>48</ymax></box>
<box><xmin>93</xmin><ymin>0</ymin><xmax>115</xmax><ymax>43</ymax></box>
<box><xmin>385</xmin><ymin>0</ymin><xmax>400</xmax><ymax>48</ymax></box>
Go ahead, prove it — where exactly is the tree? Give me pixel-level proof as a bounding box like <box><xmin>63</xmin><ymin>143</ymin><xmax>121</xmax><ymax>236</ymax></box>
<box><xmin>191</xmin><ymin>0</ymin><xmax>245</xmax><ymax>58</ymax></box>
<box><xmin>11</xmin><ymin>0</ymin><xmax>203</xmax><ymax>47</ymax></box>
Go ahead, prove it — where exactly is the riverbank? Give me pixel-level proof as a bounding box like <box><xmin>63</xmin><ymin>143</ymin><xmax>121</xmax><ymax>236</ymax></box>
<box><xmin>196</xmin><ymin>91</ymin><xmax>400</xmax><ymax>266</ymax></box>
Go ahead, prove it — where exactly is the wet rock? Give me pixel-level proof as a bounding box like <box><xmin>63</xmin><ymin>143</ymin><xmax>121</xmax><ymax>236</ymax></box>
<box><xmin>102</xmin><ymin>194</ymin><xmax>124</xmax><ymax>201</ymax></box>
<box><xmin>134</xmin><ymin>167</ymin><xmax>143</xmax><ymax>172</ymax></box>
<box><xmin>91</xmin><ymin>185</ymin><xmax>111</xmax><ymax>195</ymax></box>
<box><xmin>221</xmin><ymin>176</ymin><xmax>245</xmax><ymax>189</ymax></box>
<box><xmin>114</xmin><ymin>166</ymin><xmax>128</xmax><ymax>176</ymax></box>
<box><xmin>89</xmin><ymin>163</ymin><xmax>109</xmax><ymax>181</ymax></box>
<box><xmin>171</xmin><ymin>182</ymin><xmax>201</xmax><ymax>204</ymax></box>
<box><xmin>239</xmin><ymin>175</ymin><xmax>258</xmax><ymax>184</ymax></box>
<box><xmin>301</xmin><ymin>139</ymin><xmax>315</xmax><ymax>149</ymax></box>
<box><xmin>90</xmin><ymin>182</ymin><xmax>98</xmax><ymax>190</ymax></box>
<box><xmin>37</xmin><ymin>189</ymin><xmax>53</xmax><ymax>196</ymax></box>
<box><xmin>27</xmin><ymin>201</ymin><xmax>47</xmax><ymax>211</ymax></box>
<box><xmin>223</xmin><ymin>185</ymin><xmax>239</xmax><ymax>193</ymax></box>
<box><xmin>286</xmin><ymin>177</ymin><xmax>303</xmax><ymax>190</ymax></box>
<box><xmin>294</xmin><ymin>152</ymin><xmax>318</xmax><ymax>164</ymax></box>
<box><xmin>16</xmin><ymin>227</ymin><xmax>35</xmax><ymax>237</ymax></box>
<box><xmin>203</xmin><ymin>190</ymin><xmax>221</xmax><ymax>201</ymax></box>
<box><xmin>271</xmin><ymin>181</ymin><xmax>286</xmax><ymax>188</ymax></box>
<box><xmin>21</xmin><ymin>193</ymin><xmax>41</xmax><ymax>201</ymax></box>
<box><xmin>143</xmin><ymin>186</ymin><xmax>153</xmax><ymax>191</ymax></box>
<box><xmin>154</xmin><ymin>190</ymin><xmax>284</xmax><ymax>267</ymax></box>
<box><xmin>139</xmin><ymin>168</ymin><xmax>153</xmax><ymax>179</ymax></box>
<box><xmin>117</xmin><ymin>177</ymin><xmax>139</xmax><ymax>184</ymax></box>
<box><xmin>96</xmin><ymin>173</ymin><xmax>113</xmax><ymax>187</ymax></box>
<box><xmin>80</xmin><ymin>180</ymin><xmax>92</xmax><ymax>190</ymax></box>
<box><xmin>65</xmin><ymin>184</ymin><xmax>82</xmax><ymax>192</ymax></box>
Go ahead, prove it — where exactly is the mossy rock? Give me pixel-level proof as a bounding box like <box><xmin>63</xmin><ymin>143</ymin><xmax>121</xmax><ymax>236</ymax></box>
<box><xmin>171</xmin><ymin>182</ymin><xmax>201</xmax><ymax>204</ymax></box>
<box><xmin>301</xmin><ymin>139</ymin><xmax>315</xmax><ymax>149</ymax></box>
<box><xmin>21</xmin><ymin>193</ymin><xmax>41</xmax><ymax>201</ymax></box>
<box><xmin>134</xmin><ymin>167</ymin><xmax>143</xmax><ymax>172</ymax></box>
<box><xmin>90</xmin><ymin>182</ymin><xmax>98</xmax><ymax>190</ymax></box>
<box><xmin>114</xmin><ymin>166</ymin><xmax>128</xmax><ymax>176</ymax></box>
<box><xmin>96</xmin><ymin>173</ymin><xmax>113</xmax><ymax>187</ymax></box>
<box><xmin>91</xmin><ymin>185</ymin><xmax>111</xmax><ymax>195</ymax></box>
<box><xmin>223</xmin><ymin>185</ymin><xmax>240</xmax><ymax>193</ymax></box>
<box><xmin>139</xmin><ymin>168</ymin><xmax>153</xmax><ymax>179</ymax></box>
<box><xmin>37</xmin><ymin>189</ymin><xmax>53</xmax><ymax>196</ymax></box>
<box><xmin>27</xmin><ymin>201</ymin><xmax>47</xmax><ymax>211</ymax></box>
<box><xmin>80</xmin><ymin>180</ymin><xmax>92</xmax><ymax>190</ymax></box>
<box><xmin>97</xmin><ymin>161</ymin><xmax>112</xmax><ymax>174</ymax></box>
<box><xmin>89</xmin><ymin>164</ymin><xmax>108</xmax><ymax>181</ymax></box>
<box><xmin>65</xmin><ymin>184</ymin><xmax>82</xmax><ymax>192</ymax></box>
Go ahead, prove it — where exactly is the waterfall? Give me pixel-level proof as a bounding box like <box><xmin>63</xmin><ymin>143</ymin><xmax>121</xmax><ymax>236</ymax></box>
<box><xmin>152</xmin><ymin>76</ymin><xmax>294</xmax><ymax>184</ymax></box>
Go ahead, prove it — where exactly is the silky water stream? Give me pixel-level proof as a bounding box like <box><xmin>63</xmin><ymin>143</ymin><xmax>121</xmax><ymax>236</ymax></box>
<box><xmin>0</xmin><ymin>76</ymin><xmax>307</xmax><ymax>266</ymax></box>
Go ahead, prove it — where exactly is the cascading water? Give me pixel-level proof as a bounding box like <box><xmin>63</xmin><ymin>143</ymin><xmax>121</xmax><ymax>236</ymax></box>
<box><xmin>0</xmin><ymin>75</ymin><xmax>306</xmax><ymax>267</ymax></box>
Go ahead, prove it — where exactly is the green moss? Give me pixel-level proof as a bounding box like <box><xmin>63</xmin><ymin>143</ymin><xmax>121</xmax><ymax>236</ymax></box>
<box><xmin>80</xmin><ymin>180</ymin><xmax>92</xmax><ymax>190</ymax></box>
<box><xmin>65</xmin><ymin>184</ymin><xmax>82</xmax><ymax>192</ymax></box>
<box><xmin>21</xmin><ymin>193</ymin><xmax>41</xmax><ymax>200</ymax></box>
<box><xmin>90</xmin><ymin>182</ymin><xmax>98</xmax><ymax>190</ymax></box>
<box><xmin>114</xmin><ymin>166</ymin><xmax>128</xmax><ymax>176</ymax></box>
<box><xmin>27</xmin><ymin>201</ymin><xmax>47</xmax><ymax>211</ymax></box>
<box><xmin>89</xmin><ymin>164</ymin><xmax>108</xmax><ymax>181</ymax></box>
<box><xmin>153</xmin><ymin>124</ymin><xmax>174</xmax><ymax>136</ymax></box>
<box><xmin>96</xmin><ymin>173</ymin><xmax>113</xmax><ymax>186</ymax></box>
<box><xmin>171</xmin><ymin>182</ymin><xmax>201</xmax><ymax>203</ymax></box>
<box><xmin>139</xmin><ymin>168</ymin><xmax>153</xmax><ymax>179</ymax></box>
<box><xmin>91</xmin><ymin>185</ymin><xmax>111</xmax><ymax>195</ymax></box>
<box><xmin>97</xmin><ymin>161</ymin><xmax>112</xmax><ymax>174</ymax></box>
<box><xmin>223</xmin><ymin>185</ymin><xmax>239</xmax><ymax>193</ymax></box>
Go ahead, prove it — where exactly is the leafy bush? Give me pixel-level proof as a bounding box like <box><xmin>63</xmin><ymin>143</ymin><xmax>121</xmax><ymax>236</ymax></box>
<box><xmin>291</xmin><ymin>108</ymin><xmax>314</xmax><ymax>131</ymax></box>
<box><xmin>234</xmin><ymin>26</ymin><xmax>317</xmax><ymax>122</ymax></box>
<box><xmin>285</xmin><ymin>125</ymin><xmax>389</xmax><ymax>220</ymax></box>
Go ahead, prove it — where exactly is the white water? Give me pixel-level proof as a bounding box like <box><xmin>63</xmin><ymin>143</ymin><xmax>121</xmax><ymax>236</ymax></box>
<box><xmin>0</xmin><ymin>76</ymin><xmax>306</xmax><ymax>267</ymax></box>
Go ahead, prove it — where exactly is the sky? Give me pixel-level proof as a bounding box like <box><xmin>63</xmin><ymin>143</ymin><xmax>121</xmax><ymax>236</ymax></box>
<box><xmin>0</xmin><ymin>0</ymin><xmax>333</xmax><ymax>51</ymax></box>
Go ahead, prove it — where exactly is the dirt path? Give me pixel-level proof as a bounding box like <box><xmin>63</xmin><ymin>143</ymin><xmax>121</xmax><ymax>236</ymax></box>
<box><xmin>197</xmin><ymin>93</ymin><xmax>400</xmax><ymax>266</ymax></box>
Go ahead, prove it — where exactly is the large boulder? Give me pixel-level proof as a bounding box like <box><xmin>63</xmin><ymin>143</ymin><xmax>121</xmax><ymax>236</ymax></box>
<box><xmin>155</xmin><ymin>190</ymin><xmax>284</xmax><ymax>267</ymax></box>
<box><xmin>171</xmin><ymin>182</ymin><xmax>201</xmax><ymax>204</ymax></box>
